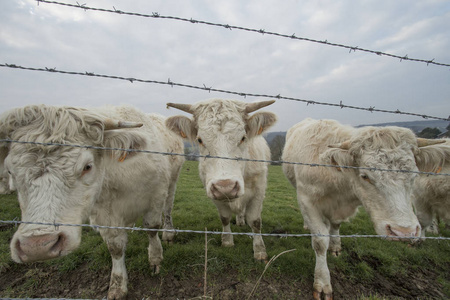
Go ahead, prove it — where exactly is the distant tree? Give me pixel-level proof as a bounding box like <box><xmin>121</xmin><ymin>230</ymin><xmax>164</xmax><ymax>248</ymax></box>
<box><xmin>417</xmin><ymin>127</ymin><xmax>441</xmax><ymax>139</ymax></box>
<box><xmin>269</xmin><ymin>135</ymin><xmax>285</xmax><ymax>164</ymax></box>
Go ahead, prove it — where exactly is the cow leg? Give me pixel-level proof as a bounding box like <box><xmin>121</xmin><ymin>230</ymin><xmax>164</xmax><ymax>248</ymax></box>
<box><xmin>329</xmin><ymin>223</ymin><xmax>342</xmax><ymax>257</ymax></box>
<box><xmin>245</xmin><ymin>199</ymin><xmax>267</xmax><ymax>262</ymax></box>
<box><xmin>298</xmin><ymin>194</ymin><xmax>333</xmax><ymax>300</ymax></box>
<box><xmin>415</xmin><ymin>202</ymin><xmax>434</xmax><ymax>238</ymax></box>
<box><xmin>100</xmin><ymin>229</ymin><xmax>129</xmax><ymax>300</ymax></box>
<box><xmin>143</xmin><ymin>210</ymin><xmax>164</xmax><ymax>274</ymax></box>
<box><xmin>162</xmin><ymin>181</ymin><xmax>177</xmax><ymax>244</ymax></box>
<box><xmin>214</xmin><ymin>202</ymin><xmax>234</xmax><ymax>247</ymax></box>
<box><xmin>236</xmin><ymin>210</ymin><xmax>246</xmax><ymax>226</ymax></box>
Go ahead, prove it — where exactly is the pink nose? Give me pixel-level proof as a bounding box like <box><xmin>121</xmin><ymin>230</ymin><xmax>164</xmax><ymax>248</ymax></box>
<box><xmin>15</xmin><ymin>233</ymin><xmax>66</xmax><ymax>263</ymax></box>
<box><xmin>210</xmin><ymin>179</ymin><xmax>240</xmax><ymax>200</ymax></box>
<box><xmin>386</xmin><ymin>225</ymin><xmax>420</xmax><ymax>240</ymax></box>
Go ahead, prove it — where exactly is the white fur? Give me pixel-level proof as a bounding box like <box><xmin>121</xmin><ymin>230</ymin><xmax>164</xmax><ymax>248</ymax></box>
<box><xmin>0</xmin><ymin>105</ymin><xmax>184</xmax><ymax>300</ymax></box>
<box><xmin>166</xmin><ymin>99</ymin><xmax>277</xmax><ymax>261</ymax></box>
<box><xmin>282</xmin><ymin>118</ymin><xmax>444</xmax><ymax>298</ymax></box>
<box><xmin>412</xmin><ymin>139</ymin><xmax>450</xmax><ymax>237</ymax></box>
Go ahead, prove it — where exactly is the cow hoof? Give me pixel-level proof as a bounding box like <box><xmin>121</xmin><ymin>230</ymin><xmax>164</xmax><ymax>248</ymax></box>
<box><xmin>151</xmin><ymin>265</ymin><xmax>160</xmax><ymax>275</ymax></box>
<box><xmin>162</xmin><ymin>232</ymin><xmax>175</xmax><ymax>244</ymax></box>
<box><xmin>163</xmin><ymin>240</ymin><xmax>174</xmax><ymax>246</ymax></box>
<box><xmin>254</xmin><ymin>252</ymin><xmax>268</xmax><ymax>263</ymax></box>
<box><xmin>313</xmin><ymin>290</ymin><xmax>333</xmax><ymax>300</ymax></box>
<box><xmin>222</xmin><ymin>241</ymin><xmax>234</xmax><ymax>247</ymax></box>
<box><xmin>107</xmin><ymin>288</ymin><xmax>127</xmax><ymax>300</ymax></box>
<box><xmin>330</xmin><ymin>249</ymin><xmax>341</xmax><ymax>257</ymax></box>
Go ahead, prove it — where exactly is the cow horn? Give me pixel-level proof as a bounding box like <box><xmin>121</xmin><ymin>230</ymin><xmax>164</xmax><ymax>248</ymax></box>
<box><xmin>328</xmin><ymin>140</ymin><xmax>351</xmax><ymax>150</ymax></box>
<box><xmin>417</xmin><ymin>138</ymin><xmax>445</xmax><ymax>147</ymax></box>
<box><xmin>166</xmin><ymin>103</ymin><xmax>194</xmax><ymax>114</ymax></box>
<box><xmin>104</xmin><ymin>119</ymin><xmax>143</xmax><ymax>130</ymax></box>
<box><xmin>245</xmin><ymin>100</ymin><xmax>275</xmax><ymax>114</ymax></box>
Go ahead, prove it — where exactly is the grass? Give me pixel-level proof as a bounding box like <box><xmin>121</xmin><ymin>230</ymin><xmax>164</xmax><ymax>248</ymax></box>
<box><xmin>1</xmin><ymin>160</ymin><xmax>450</xmax><ymax>299</ymax></box>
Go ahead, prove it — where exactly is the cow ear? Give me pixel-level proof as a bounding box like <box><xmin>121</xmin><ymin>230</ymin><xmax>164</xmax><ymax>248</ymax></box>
<box><xmin>165</xmin><ymin>116</ymin><xmax>197</xmax><ymax>141</ymax></box>
<box><xmin>320</xmin><ymin>148</ymin><xmax>355</xmax><ymax>172</ymax></box>
<box><xmin>415</xmin><ymin>143</ymin><xmax>450</xmax><ymax>173</ymax></box>
<box><xmin>246</xmin><ymin>112</ymin><xmax>277</xmax><ymax>138</ymax></box>
<box><xmin>103</xmin><ymin>130</ymin><xmax>147</xmax><ymax>161</ymax></box>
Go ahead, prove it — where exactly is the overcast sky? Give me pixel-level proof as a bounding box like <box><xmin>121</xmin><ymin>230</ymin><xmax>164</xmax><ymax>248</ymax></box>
<box><xmin>1</xmin><ymin>0</ymin><xmax>449</xmax><ymax>132</ymax></box>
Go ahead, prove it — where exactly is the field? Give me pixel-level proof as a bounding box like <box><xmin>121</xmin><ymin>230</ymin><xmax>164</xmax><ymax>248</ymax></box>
<box><xmin>1</xmin><ymin>160</ymin><xmax>449</xmax><ymax>299</ymax></box>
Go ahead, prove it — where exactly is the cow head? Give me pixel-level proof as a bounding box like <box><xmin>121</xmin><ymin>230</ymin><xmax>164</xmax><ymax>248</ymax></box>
<box><xmin>323</xmin><ymin>126</ymin><xmax>445</xmax><ymax>239</ymax></box>
<box><xmin>166</xmin><ymin>99</ymin><xmax>276</xmax><ymax>200</ymax></box>
<box><xmin>0</xmin><ymin>105</ymin><xmax>145</xmax><ymax>263</ymax></box>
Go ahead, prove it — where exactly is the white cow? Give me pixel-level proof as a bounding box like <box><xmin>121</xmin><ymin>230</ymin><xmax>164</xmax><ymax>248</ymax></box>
<box><xmin>0</xmin><ymin>105</ymin><xmax>184</xmax><ymax>300</ymax></box>
<box><xmin>282</xmin><ymin>118</ymin><xmax>446</xmax><ymax>300</ymax></box>
<box><xmin>166</xmin><ymin>99</ymin><xmax>277</xmax><ymax>261</ymax></box>
<box><xmin>413</xmin><ymin>138</ymin><xmax>450</xmax><ymax>237</ymax></box>
<box><xmin>0</xmin><ymin>167</ymin><xmax>14</xmax><ymax>194</ymax></box>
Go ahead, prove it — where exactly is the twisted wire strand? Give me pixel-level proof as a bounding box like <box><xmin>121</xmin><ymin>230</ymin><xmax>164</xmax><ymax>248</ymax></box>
<box><xmin>34</xmin><ymin>0</ymin><xmax>450</xmax><ymax>68</ymax></box>
<box><xmin>1</xmin><ymin>63</ymin><xmax>449</xmax><ymax>122</ymax></box>
<box><xmin>1</xmin><ymin>139</ymin><xmax>449</xmax><ymax>176</ymax></box>
<box><xmin>1</xmin><ymin>220</ymin><xmax>448</xmax><ymax>241</ymax></box>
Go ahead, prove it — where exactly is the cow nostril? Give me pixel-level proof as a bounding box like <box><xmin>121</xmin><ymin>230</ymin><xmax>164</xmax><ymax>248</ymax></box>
<box><xmin>50</xmin><ymin>233</ymin><xmax>65</xmax><ymax>254</ymax></box>
<box><xmin>15</xmin><ymin>239</ymin><xmax>25</xmax><ymax>259</ymax></box>
<box><xmin>386</xmin><ymin>224</ymin><xmax>396</xmax><ymax>236</ymax></box>
<box><xmin>415</xmin><ymin>225</ymin><xmax>420</xmax><ymax>237</ymax></box>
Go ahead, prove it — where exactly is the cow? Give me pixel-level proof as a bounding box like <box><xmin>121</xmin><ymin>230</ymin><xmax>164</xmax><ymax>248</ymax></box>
<box><xmin>0</xmin><ymin>167</ymin><xmax>14</xmax><ymax>194</ymax></box>
<box><xmin>281</xmin><ymin>118</ymin><xmax>446</xmax><ymax>300</ymax></box>
<box><xmin>0</xmin><ymin>104</ymin><xmax>184</xmax><ymax>300</ymax></box>
<box><xmin>412</xmin><ymin>138</ymin><xmax>450</xmax><ymax>237</ymax></box>
<box><xmin>165</xmin><ymin>99</ymin><xmax>277</xmax><ymax>262</ymax></box>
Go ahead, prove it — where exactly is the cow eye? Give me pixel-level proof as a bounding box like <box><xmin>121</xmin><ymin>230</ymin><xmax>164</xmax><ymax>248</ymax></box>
<box><xmin>82</xmin><ymin>163</ymin><xmax>93</xmax><ymax>176</ymax></box>
<box><xmin>360</xmin><ymin>174</ymin><xmax>371</xmax><ymax>183</ymax></box>
<box><xmin>197</xmin><ymin>138</ymin><xmax>203</xmax><ymax>145</ymax></box>
<box><xmin>240</xmin><ymin>136</ymin><xmax>246</xmax><ymax>144</ymax></box>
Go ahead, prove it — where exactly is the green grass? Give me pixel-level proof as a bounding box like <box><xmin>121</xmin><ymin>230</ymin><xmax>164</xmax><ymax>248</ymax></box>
<box><xmin>1</xmin><ymin>160</ymin><xmax>450</xmax><ymax>298</ymax></box>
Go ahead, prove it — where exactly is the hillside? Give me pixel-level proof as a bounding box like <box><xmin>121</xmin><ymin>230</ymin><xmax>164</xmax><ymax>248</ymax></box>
<box><xmin>265</xmin><ymin>120</ymin><xmax>449</xmax><ymax>143</ymax></box>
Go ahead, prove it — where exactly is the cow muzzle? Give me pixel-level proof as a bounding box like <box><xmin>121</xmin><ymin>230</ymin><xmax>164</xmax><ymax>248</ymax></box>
<box><xmin>210</xmin><ymin>179</ymin><xmax>241</xmax><ymax>200</ymax></box>
<box><xmin>13</xmin><ymin>232</ymin><xmax>67</xmax><ymax>263</ymax></box>
<box><xmin>385</xmin><ymin>224</ymin><xmax>421</xmax><ymax>241</ymax></box>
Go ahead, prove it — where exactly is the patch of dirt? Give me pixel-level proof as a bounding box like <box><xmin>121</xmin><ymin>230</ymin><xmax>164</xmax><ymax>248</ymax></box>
<box><xmin>0</xmin><ymin>260</ymin><xmax>447</xmax><ymax>300</ymax></box>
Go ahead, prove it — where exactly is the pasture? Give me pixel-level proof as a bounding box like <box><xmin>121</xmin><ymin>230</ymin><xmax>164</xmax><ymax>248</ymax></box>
<box><xmin>1</xmin><ymin>160</ymin><xmax>449</xmax><ymax>299</ymax></box>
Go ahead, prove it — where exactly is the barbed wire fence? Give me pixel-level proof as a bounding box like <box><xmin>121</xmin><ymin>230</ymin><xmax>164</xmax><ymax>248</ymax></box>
<box><xmin>1</xmin><ymin>1</ymin><xmax>450</xmax><ymax>299</ymax></box>
<box><xmin>0</xmin><ymin>0</ymin><xmax>449</xmax><ymax>252</ymax></box>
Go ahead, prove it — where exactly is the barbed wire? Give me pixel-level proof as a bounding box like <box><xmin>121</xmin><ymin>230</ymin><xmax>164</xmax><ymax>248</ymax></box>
<box><xmin>1</xmin><ymin>139</ymin><xmax>449</xmax><ymax>177</ymax></box>
<box><xmin>1</xmin><ymin>220</ymin><xmax>449</xmax><ymax>241</ymax></box>
<box><xmin>1</xmin><ymin>63</ymin><xmax>449</xmax><ymax>122</ymax></box>
<box><xmin>34</xmin><ymin>0</ymin><xmax>450</xmax><ymax>68</ymax></box>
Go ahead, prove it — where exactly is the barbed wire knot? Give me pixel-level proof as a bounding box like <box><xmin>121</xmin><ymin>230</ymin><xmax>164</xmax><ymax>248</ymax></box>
<box><xmin>203</xmin><ymin>84</ymin><xmax>212</xmax><ymax>93</ymax></box>
<box><xmin>76</xmin><ymin>2</ymin><xmax>87</xmax><ymax>11</ymax></box>
<box><xmin>113</xmin><ymin>6</ymin><xmax>123</xmax><ymax>14</ymax></box>
<box><xmin>349</xmin><ymin>46</ymin><xmax>358</xmax><ymax>53</ymax></box>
